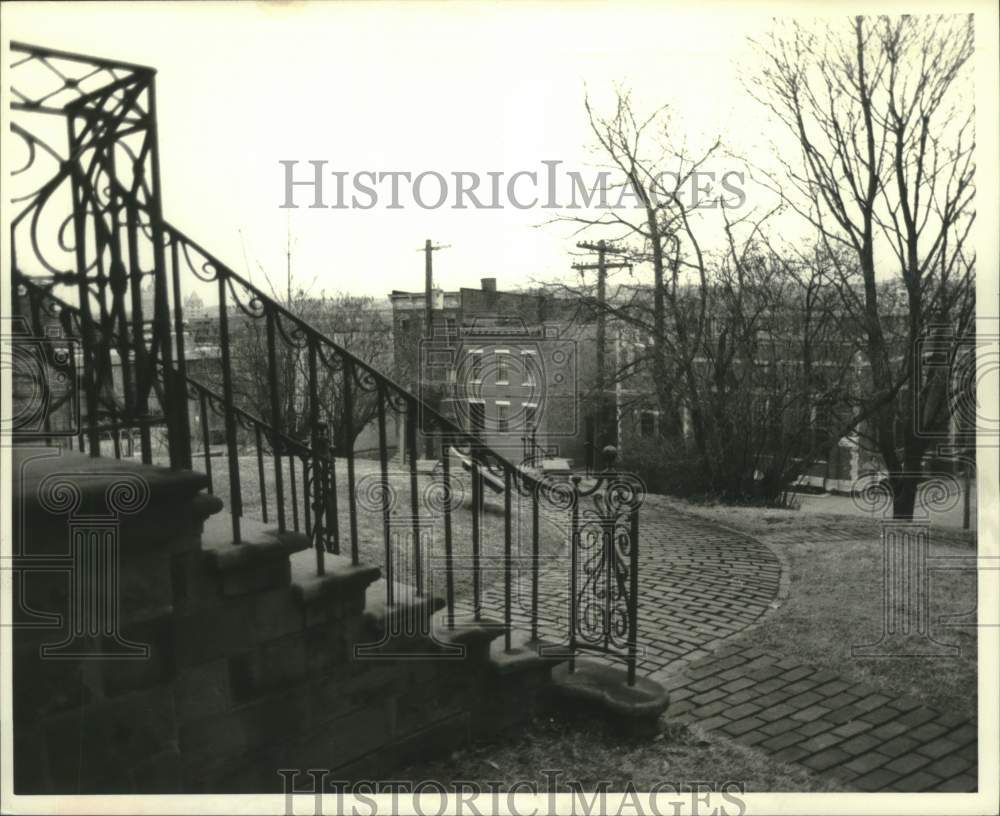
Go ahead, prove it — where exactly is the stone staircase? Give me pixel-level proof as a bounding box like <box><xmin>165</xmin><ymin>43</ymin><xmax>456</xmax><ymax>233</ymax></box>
<box><xmin>11</xmin><ymin>449</ymin><xmax>563</xmax><ymax>793</ymax></box>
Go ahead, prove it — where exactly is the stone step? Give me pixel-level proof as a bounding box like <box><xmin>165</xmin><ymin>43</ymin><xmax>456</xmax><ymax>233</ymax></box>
<box><xmin>489</xmin><ymin>628</ymin><xmax>566</xmax><ymax>675</ymax></box>
<box><xmin>288</xmin><ymin>547</ymin><xmax>381</xmax><ymax>605</ymax></box>
<box><xmin>199</xmin><ymin>511</ymin><xmax>310</xmax><ymax>596</ymax></box>
<box><xmin>200</xmin><ymin>511</ymin><xmax>310</xmax><ymax>561</ymax></box>
<box><xmin>551</xmin><ymin>659</ymin><xmax>670</xmax><ymax>735</ymax></box>
<box><xmin>363</xmin><ymin>578</ymin><xmax>446</xmax><ymax>625</ymax></box>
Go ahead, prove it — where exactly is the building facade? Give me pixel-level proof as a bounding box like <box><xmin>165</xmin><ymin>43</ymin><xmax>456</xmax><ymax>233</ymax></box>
<box><xmin>390</xmin><ymin>278</ymin><xmax>599</xmax><ymax>467</ymax></box>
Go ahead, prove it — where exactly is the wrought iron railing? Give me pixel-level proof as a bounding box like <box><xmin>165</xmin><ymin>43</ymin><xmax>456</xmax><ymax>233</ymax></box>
<box><xmin>8</xmin><ymin>41</ymin><xmax>646</xmax><ymax>681</ymax></box>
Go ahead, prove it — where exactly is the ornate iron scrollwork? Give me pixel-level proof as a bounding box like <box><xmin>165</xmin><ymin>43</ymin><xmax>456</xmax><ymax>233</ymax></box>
<box><xmin>569</xmin><ymin>467</ymin><xmax>645</xmax><ymax>675</ymax></box>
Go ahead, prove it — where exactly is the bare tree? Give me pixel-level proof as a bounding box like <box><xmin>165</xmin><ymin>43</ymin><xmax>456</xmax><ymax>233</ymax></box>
<box><xmin>751</xmin><ymin>14</ymin><xmax>976</xmax><ymax>518</ymax></box>
<box><xmin>211</xmin><ymin>288</ymin><xmax>394</xmax><ymax>454</ymax></box>
<box><xmin>550</xmin><ymin>90</ymin><xmax>857</xmax><ymax>501</ymax></box>
<box><xmin>557</xmin><ymin>90</ymin><xmax>723</xmax><ymax>458</ymax></box>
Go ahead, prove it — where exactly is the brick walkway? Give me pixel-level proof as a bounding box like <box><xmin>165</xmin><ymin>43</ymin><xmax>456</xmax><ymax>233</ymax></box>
<box><xmin>655</xmin><ymin>644</ymin><xmax>977</xmax><ymax>792</ymax></box>
<box><xmin>456</xmin><ymin>495</ymin><xmax>783</xmax><ymax>674</ymax></box>
<box><xmin>457</xmin><ymin>494</ymin><xmax>977</xmax><ymax>792</ymax></box>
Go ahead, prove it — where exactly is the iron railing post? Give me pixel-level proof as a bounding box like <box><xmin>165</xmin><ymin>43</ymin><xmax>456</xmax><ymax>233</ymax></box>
<box><xmin>627</xmin><ymin>506</ymin><xmax>640</xmax><ymax>686</ymax></box>
<box><xmin>169</xmin><ymin>236</ymin><xmax>193</xmax><ymax>469</ymax></box>
<box><xmin>569</xmin><ymin>475</ymin><xmax>581</xmax><ymax>673</ymax></box>
<box><xmin>147</xmin><ymin>76</ymin><xmax>191</xmax><ymax>470</ymax></box>
<box><xmin>217</xmin><ymin>276</ymin><xmax>242</xmax><ymax>544</ymax></box>
<box><xmin>199</xmin><ymin>391</ymin><xmax>213</xmax><ymax>492</ymax></box>
<box><xmin>407</xmin><ymin>400</ymin><xmax>423</xmax><ymax>596</ymax></box>
<box><xmin>265</xmin><ymin>309</ymin><xmax>286</xmax><ymax>532</ymax></box>
<box><xmin>376</xmin><ymin>383</ymin><xmax>393</xmax><ymax>606</ymax></box>
<box><xmin>504</xmin><ymin>469</ymin><xmax>512</xmax><ymax>652</ymax></box>
<box><xmin>471</xmin><ymin>458</ymin><xmax>481</xmax><ymax>621</ymax></box>
<box><xmin>441</xmin><ymin>437</ymin><xmax>455</xmax><ymax>629</ymax></box>
<box><xmin>531</xmin><ymin>485</ymin><xmax>540</xmax><ymax>642</ymax></box>
<box><xmin>343</xmin><ymin>359</ymin><xmax>359</xmax><ymax>565</ymax></box>
<box><xmin>312</xmin><ymin>423</ymin><xmax>330</xmax><ymax>577</ymax></box>
<box><xmin>65</xmin><ymin>116</ymin><xmax>100</xmax><ymax>458</ymax></box>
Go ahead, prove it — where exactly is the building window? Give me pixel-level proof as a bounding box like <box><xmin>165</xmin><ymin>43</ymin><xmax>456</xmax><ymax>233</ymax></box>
<box><xmin>495</xmin><ymin>350</ymin><xmax>509</xmax><ymax>385</ymax></box>
<box><xmin>521</xmin><ymin>349</ymin><xmax>537</xmax><ymax>387</ymax></box>
<box><xmin>468</xmin><ymin>400</ymin><xmax>485</xmax><ymax>434</ymax></box>
<box><xmin>523</xmin><ymin>402</ymin><xmax>537</xmax><ymax>431</ymax></box>
<box><xmin>496</xmin><ymin>401</ymin><xmax>510</xmax><ymax>433</ymax></box>
<box><xmin>469</xmin><ymin>350</ymin><xmax>483</xmax><ymax>382</ymax></box>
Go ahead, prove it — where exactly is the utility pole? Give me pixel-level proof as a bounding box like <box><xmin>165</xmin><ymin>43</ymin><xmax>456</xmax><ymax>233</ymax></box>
<box><xmin>416</xmin><ymin>239</ymin><xmax>450</xmax><ymax>459</ymax></box>
<box><xmin>615</xmin><ymin>325</ymin><xmax>624</xmax><ymax>454</ymax></box>
<box><xmin>421</xmin><ymin>239</ymin><xmax>451</xmax><ymax>339</ymax></box>
<box><xmin>572</xmin><ymin>240</ymin><xmax>631</xmax><ymax>457</ymax></box>
<box><xmin>286</xmin><ymin>212</ymin><xmax>293</xmax><ymax>306</ymax></box>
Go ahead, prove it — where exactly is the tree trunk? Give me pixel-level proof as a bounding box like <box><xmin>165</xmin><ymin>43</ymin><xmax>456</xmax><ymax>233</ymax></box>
<box><xmin>890</xmin><ymin>472</ymin><xmax>920</xmax><ymax>521</ymax></box>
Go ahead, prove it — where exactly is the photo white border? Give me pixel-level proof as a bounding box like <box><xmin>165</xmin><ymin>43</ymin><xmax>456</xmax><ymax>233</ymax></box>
<box><xmin>1</xmin><ymin>1</ymin><xmax>996</xmax><ymax>813</ymax></box>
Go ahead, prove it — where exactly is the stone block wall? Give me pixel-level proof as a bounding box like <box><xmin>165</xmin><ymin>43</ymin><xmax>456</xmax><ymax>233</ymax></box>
<box><xmin>11</xmin><ymin>449</ymin><xmax>558</xmax><ymax>794</ymax></box>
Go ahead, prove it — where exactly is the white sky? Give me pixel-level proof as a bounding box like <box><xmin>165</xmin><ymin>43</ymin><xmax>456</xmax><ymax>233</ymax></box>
<box><xmin>2</xmin><ymin>1</ymin><xmax>992</xmax><ymax>303</ymax></box>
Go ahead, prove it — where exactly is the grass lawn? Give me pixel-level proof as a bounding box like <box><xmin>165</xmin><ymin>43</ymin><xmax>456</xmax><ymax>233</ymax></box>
<box><xmin>659</xmin><ymin>498</ymin><xmax>978</xmax><ymax>720</ymax></box>
<box><xmin>399</xmin><ymin>707</ymin><xmax>837</xmax><ymax>793</ymax></box>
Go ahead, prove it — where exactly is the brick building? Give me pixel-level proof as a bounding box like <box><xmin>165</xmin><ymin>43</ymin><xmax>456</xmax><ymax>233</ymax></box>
<box><xmin>390</xmin><ymin>278</ymin><xmax>601</xmax><ymax>467</ymax></box>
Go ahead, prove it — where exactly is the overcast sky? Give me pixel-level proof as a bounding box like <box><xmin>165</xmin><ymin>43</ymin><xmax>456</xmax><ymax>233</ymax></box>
<box><xmin>3</xmin><ymin>1</ymin><xmax>991</xmax><ymax>304</ymax></box>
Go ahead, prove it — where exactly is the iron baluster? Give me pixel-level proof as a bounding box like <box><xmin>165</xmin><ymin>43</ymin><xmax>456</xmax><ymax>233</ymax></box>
<box><xmin>123</xmin><ymin>201</ymin><xmax>152</xmax><ymax>465</ymax></box>
<box><xmin>312</xmin><ymin>424</ymin><xmax>330</xmax><ymax>576</ymax></box>
<box><xmin>504</xmin><ymin>468</ymin><xmax>512</xmax><ymax>652</ymax></box>
<box><xmin>569</xmin><ymin>475</ymin><xmax>581</xmax><ymax>674</ymax></box>
<box><xmin>327</xmin><ymin>438</ymin><xmax>340</xmax><ymax>557</ymax></box>
<box><xmin>300</xmin><ymin>456</ymin><xmax>310</xmax><ymax>539</ymax></box>
<box><xmin>217</xmin><ymin>275</ymin><xmax>242</xmax><ymax>544</ymax></box>
<box><xmin>441</xmin><ymin>437</ymin><xmax>455</xmax><ymax>629</ymax></box>
<box><xmin>200</xmin><ymin>391</ymin><xmax>213</xmax><ymax>493</ymax></box>
<box><xmin>255</xmin><ymin>425</ymin><xmax>269</xmax><ymax>523</ymax></box>
<box><xmin>407</xmin><ymin>400</ymin><xmax>422</xmax><ymax>596</ymax></box>
<box><xmin>111</xmin><ymin>416</ymin><xmax>122</xmax><ymax>459</ymax></box>
<box><xmin>265</xmin><ymin>309</ymin><xmax>286</xmax><ymax>533</ymax></box>
<box><xmin>628</xmin><ymin>507</ymin><xmax>639</xmax><ymax>686</ymax></box>
<box><xmin>289</xmin><ymin>454</ymin><xmax>299</xmax><ymax>532</ymax></box>
<box><xmin>376</xmin><ymin>382</ymin><xmax>393</xmax><ymax>605</ymax></box>
<box><xmin>169</xmin><ymin>238</ymin><xmax>188</xmax><ymax>407</ymax></box>
<box><xmin>146</xmin><ymin>77</ymin><xmax>191</xmax><ymax>470</ymax></box>
<box><xmin>604</xmin><ymin>515</ymin><xmax>612</xmax><ymax>656</ymax></box>
<box><xmin>531</xmin><ymin>486</ymin><xmax>540</xmax><ymax>642</ymax></box>
<box><xmin>343</xmin><ymin>358</ymin><xmax>359</xmax><ymax>565</ymax></box>
<box><xmin>471</xmin><ymin>458</ymin><xmax>481</xmax><ymax>621</ymax></box>
<box><xmin>303</xmin><ymin>459</ymin><xmax>313</xmax><ymax>540</ymax></box>
<box><xmin>307</xmin><ymin>337</ymin><xmax>320</xmax><ymax>550</ymax></box>
<box><xmin>168</xmin><ymin>235</ymin><xmax>192</xmax><ymax>469</ymax></box>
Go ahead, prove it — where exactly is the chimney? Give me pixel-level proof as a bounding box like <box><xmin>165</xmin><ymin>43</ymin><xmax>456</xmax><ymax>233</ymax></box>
<box><xmin>481</xmin><ymin>277</ymin><xmax>497</xmax><ymax>292</ymax></box>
